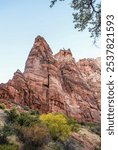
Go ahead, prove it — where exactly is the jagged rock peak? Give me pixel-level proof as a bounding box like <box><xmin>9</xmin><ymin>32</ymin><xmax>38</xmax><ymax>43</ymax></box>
<box><xmin>15</xmin><ymin>69</ymin><xmax>22</xmax><ymax>74</ymax></box>
<box><xmin>24</xmin><ymin>36</ymin><xmax>54</xmax><ymax>74</ymax></box>
<box><xmin>34</xmin><ymin>35</ymin><xmax>52</xmax><ymax>52</ymax></box>
<box><xmin>0</xmin><ymin>35</ymin><xmax>101</xmax><ymax>123</ymax></box>
<box><xmin>54</xmin><ymin>48</ymin><xmax>75</xmax><ymax>62</ymax></box>
<box><xmin>77</xmin><ymin>57</ymin><xmax>101</xmax><ymax>71</ymax></box>
<box><xmin>30</xmin><ymin>35</ymin><xmax>53</xmax><ymax>55</ymax></box>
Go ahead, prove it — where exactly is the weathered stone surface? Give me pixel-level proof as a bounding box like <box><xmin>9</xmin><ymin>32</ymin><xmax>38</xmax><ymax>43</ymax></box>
<box><xmin>77</xmin><ymin>58</ymin><xmax>101</xmax><ymax>119</ymax></box>
<box><xmin>70</xmin><ymin>128</ymin><xmax>101</xmax><ymax>150</ymax></box>
<box><xmin>0</xmin><ymin>36</ymin><xmax>101</xmax><ymax>122</ymax></box>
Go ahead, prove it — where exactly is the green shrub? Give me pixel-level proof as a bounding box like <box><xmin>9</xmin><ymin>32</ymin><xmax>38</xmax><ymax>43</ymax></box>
<box><xmin>67</xmin><ymin>117</ymin><xmax>80</xmax><ymax>132</ymax></box>
<box><xmin>40</xmin><ymin>113</ymin><xmax>71</xmax><ymax>141</ymax></box>
<box><xmin>0</xmin><ymin>103</ymin><xmax>6</xmax><ymax>110</ymax></box>
<box><xmin>29</xmin><ymin>109</ymin><xmax>40</xmax><ymax>115</ymax></box>
<box><xmin>0</xmin><ymin>124</ymin><xmax>15</xmax><ymax>137</ymax></box>
<box><xmin>0</xmin><ymin>124</ymin><xmax>17</xmax><ymax>144</ymax></box>
<box><xmin>17</xmin><ymin>112</ymin><xmax>39</xmax><ymax>127</ymax></box>
<box><xmin>0</xmin><ymin>144</ymin><xmax>18</xmax><ymax>150</ymax></box>
<box><xmin>6</xmin><ymin>109</ymin><xmax>19</xmax><ymax>123</ymax></box>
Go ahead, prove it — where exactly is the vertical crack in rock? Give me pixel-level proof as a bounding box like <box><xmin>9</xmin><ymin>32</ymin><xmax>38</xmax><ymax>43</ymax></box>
<box><xmin>0</xmin><ymin>36</ymin><xmax>101</xmax><ymax>123</ymax></box>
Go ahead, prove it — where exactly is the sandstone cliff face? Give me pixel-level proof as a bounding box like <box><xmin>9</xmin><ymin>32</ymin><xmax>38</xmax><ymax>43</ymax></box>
<box><xmin>0</xmin><ymin>36</ymin><xmax>101</xmax><ymax>122</ymax></box>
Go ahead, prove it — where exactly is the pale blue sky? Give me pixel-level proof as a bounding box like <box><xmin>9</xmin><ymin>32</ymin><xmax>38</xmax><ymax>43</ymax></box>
<box><xmin>0</xmin><ymin>0</ymin><xmax>100</xmax><ymax>83</ymax></box>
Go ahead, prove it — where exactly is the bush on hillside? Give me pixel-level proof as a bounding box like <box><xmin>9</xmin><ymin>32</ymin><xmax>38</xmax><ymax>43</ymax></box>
<box><xmin>17</xmin><ymin>124</ymin><xmax>50</xmax><ymax>149</ymax></box>
<box><xmin>0</xmin><ymin>103</ymin><xmax>6</xmax><ymax>110</ymax></box>
<box><xmin>0</xmin><ymin>124</ymin><xmax>16</xmax><ymax>144</ymax></box>
<box><xmin>0</xmin><ymin>144</ymin><xmax>18</xmax><ymax>150</ymax></box>
<box><xmin>67</xmin><ymin>117</ymin><xmax>80</xmax><ymax>132</ymax></box>
<box><xmin>29</xmin><ymin>109</ymin><xmax>40</xmax><ymax>115</ymax></box>
<box><xmin>17</xmin><ymin>112</ymin><xmax>39</xmax><ymax>127</ymax></box>
<box><xmin>6</xmin><ymin>109</ymin><xmax>19</xmax><ymax>123</ymax></box>
<box><xmin>40</xmin><ymin>113</ymin><xmax>71</xmax><ymax>141</ymax></box>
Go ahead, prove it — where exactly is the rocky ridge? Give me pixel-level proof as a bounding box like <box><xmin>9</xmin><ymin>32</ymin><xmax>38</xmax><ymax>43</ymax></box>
<box><xmin>0</xmin><ymin>36</ymin><xmax>101</xmax><ymax>122</ymax></box>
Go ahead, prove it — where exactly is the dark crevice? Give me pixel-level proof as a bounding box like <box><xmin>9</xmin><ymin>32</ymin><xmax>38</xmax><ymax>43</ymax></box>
<box><xmin>44</xmin><ymin>54</ymin><xmax>51</xmax><ymax>112</ymax></box>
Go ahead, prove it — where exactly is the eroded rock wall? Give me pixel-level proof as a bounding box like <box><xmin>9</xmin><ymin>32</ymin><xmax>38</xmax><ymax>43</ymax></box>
<box><xmin>0</xmin><ymin>36</ymin><xmax>101</xmax><ymax>122</ymax></box>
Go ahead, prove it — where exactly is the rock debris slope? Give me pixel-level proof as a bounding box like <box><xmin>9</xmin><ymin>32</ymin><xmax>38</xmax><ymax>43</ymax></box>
<box><xmin>0</xmin><ymin>36</ymin><xmax>101</xmax><ymax>122</ymax></box>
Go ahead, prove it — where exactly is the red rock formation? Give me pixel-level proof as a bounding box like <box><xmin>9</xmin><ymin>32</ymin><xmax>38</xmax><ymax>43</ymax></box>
<box><xmin>0</xmin><ymin>36</ymin><xmax>101</xmax><ymax>122</ymax></box>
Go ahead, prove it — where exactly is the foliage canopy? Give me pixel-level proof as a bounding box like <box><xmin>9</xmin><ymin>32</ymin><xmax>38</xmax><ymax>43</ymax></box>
<box><xmin>50</xmin><ymin>0</ymin><xmax>101</xmax><ymax>42</ymax></box>
<box><xmin>40</xmin><ymin>113</ymin><xmax>71</xmax><ymax>141</ymax></box>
